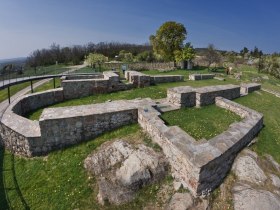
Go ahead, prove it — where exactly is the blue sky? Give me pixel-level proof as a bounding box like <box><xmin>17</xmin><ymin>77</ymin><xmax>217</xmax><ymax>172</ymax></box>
<box><xmin>0</xmin><ymin>0</ymin><xmax>280</xmax><ymax>59</ymax></box>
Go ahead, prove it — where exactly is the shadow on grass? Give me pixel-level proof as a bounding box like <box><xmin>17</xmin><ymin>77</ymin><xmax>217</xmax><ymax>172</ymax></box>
<box><xmin>0</xmin><ymin>148</ymin><xmax>30</xmax><ymax>210</ymax></box>
<box><xmin>0</xmin><ymin>148</ymin><xmax>10</xmax><ymax>209</ymax></box>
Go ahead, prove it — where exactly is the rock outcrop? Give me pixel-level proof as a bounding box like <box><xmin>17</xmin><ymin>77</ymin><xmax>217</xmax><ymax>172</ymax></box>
<box><xmin>84</xmin><ymin>140</ymin><xmax>168</xmax><ymax>205</ymax></box>
<box><xmin>231</xmin><ymin>149</ymin><xmax>280</xmax><ymax>210</ymax></box>
<box><xmin>233</xmin><ymin>183</ymin><xmax>280</xmax><ymax>210</ymax></box>
<box><xmin>232</xmin><ymin>152</ymin><xmax>267</xmax><ymax>184</ymax></box>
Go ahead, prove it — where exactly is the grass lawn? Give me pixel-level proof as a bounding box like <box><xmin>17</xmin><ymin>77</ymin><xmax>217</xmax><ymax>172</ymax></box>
<box><xmin>0</xmin><ymin>82</ymin><xmax>31</xmax><ymax>103</ymax></box>
<box><xmin>235</xmin><ymin>91</ymin><xmax>280</xmax><ymax>163</ymax></box>
<box><xmin>161</xmin><ymin>105</ymin><xmax>241</xmax><ymax>140</ymax></box>
<box><xmin>32</xmin><ymin>78</ymin><xmax>61</xmax><ymax>93</ymax></box>
<box><xmin>2</xmin><ymin>65</ymin><xmax>280</xmax><ymax>209</ymax></box>
<box><xmin>1</xmin><ymin>125</ymin><xmax>174</xmax><ymax>210</ymax></box>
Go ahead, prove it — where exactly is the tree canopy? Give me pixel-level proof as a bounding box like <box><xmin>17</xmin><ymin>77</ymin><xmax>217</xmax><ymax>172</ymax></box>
<box><xmin>150</xmin><ymin>21</ymin><xmax>187</xmax><ymax>62</ymax></box>
<box><xmin>85</xmin><ymin>53</ymin><xmax>108</xmax><ymax>70</ymax></box>
<box><xmin>175</xmin><ymin>43</ymin><xmax>196</xmax><ymax>62</ymax></box>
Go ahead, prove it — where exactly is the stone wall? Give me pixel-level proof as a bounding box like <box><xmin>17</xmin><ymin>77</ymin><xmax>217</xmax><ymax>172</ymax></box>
<box><xmin>62</xmin><ymin>71</ymin><xmax>130</xmax><ymax>100</ymax></box>
<box><xmin>189</xmin><ymin>74</ymin><xmax>215</xmax><ymax>80</ymax></box>
<box><xmin>62</xmin><ymin>74</ymin><xmax>103</xmax><ymax>80</ymax></box>
<box><xmin>0</xmin><ymin>89</ymin><xmax>64</xmax><ymax>156</ymax></box>
<box><xmin>138</xmin><ymin>97</ymin><xmax>263</xmax><ymax>196</ymax></box>
<box><xmin>103</xmin><ymin>62</ymin><xmax>176</xmax><ymax>71</ymax></box>
<box><xmin>167</xmin><ymin>86</ymin><xmax>196</xmax><ymax>107</ymax></box>
<box><xmin>196</xmin><ymin>85</ymin><xmax>240</xmax><ymax>106</ymax></box>
<box><xmin>240</xmin><ymin>83</ymin><xmax>261</xmax><ymax>95</ymax></box>
<box><xmin>125</xmin><ymin>71</ymin><xmax>184</xmax><ymax>88</ymax></box>
<box><xmin>150</xmin><ymin>75</ymin><xmax>184</xmax><ymax>84</ymax></box>
<box><xmin>0</xmin><ymin>95</ymin><xmax>155</xmax><ymax>156</ymax></box>
<box><xmin>167</xmin><ymin>85</ymin><xmax>241</xmax><ymax>107</ymax></box>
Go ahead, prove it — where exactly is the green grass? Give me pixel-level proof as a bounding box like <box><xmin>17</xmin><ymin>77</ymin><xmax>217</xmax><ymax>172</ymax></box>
<box><xmin>32</xmin><ymin>78</ymin><xmax>61</xmax><ymax>93</ymax></box>
<box><xmin>1</xmin><ymin>125</ymin><xmax>172</xmax><ymax>210</ymax></box>
<box><xmin>161</xmin><ymin>105</ymin><xmax>242</xmax><ymax>140</ymax></box>
<box><xmin>234</xmin><ymin>91</ymin><xmax>280</xmax><ymax>163</ymax></box>
<box><xmin>0</xmin><ymin>81</ymin><xmax>32</xmax><ymax>103</ymax></box>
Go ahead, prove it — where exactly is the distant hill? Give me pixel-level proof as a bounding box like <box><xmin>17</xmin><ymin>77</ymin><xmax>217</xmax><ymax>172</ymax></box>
<box><xmin>0</xmin><ymin>57</ymin><xmax>26</xmax><ymax>64</ymax></box>
<box><xmin>0</xmin><ymin>57</ymin><xmax>26</xmax><ymax>70</ymax></box>
<box><xmin>195</xmin><ymin>48</ymin><xmax>227</xmax><ymax>55</ymax></box>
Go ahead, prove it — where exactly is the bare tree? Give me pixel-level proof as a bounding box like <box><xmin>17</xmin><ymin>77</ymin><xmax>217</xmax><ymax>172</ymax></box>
<box><xmin>204</xmin><ymin>44</ymin><xmax>221</xmax><ymax>69</ymax></box>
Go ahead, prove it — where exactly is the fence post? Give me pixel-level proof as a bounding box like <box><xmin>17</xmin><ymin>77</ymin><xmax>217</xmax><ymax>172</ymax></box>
<box><xmin>31</xmin><ymin>80</ymin><xmax>33</xmax><ymax>93</ymax></box>
<box><xmin>8</xmin><ymin>85</ymin><xmax>10</xmax><ymax>104</ymax></box>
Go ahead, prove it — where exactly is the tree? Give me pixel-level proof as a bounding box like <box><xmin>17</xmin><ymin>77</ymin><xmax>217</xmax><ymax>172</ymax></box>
<box><xmin>240</xmin><ymin>47</ymin><xmax>249</xmax><ymax>57</ymax></box>
<box><xmin>136</xmin><ymin>51</ymin><xmax>155</xmax><ymax>62</ymax></box>
<box><xmin>175</xmin><ymin>43</ymin><xmax>196</xmax><ymax>61</ymax></box>
<box><xmin>118</xmin><ymin>50</ymin><xmax>134</xmax><ymax>62</ymax></box>
<box><xmin>175</xmin><ymin>43</ymin><xmax>196</xmax><ymax>69</ymax></box>
<box><xmin>150</xmin><ymin>21</ymin><xmax>187</xmax><ymax>62</ymax></box>
<box><xmin>86</xmin><ymin>53</ymin><xmax>108</xmax><ymax>71</ymax></box>
<box><xmin>204</xmin><ymin>44</ymin><xmax>221</xmax><ymax>69</ymax></box>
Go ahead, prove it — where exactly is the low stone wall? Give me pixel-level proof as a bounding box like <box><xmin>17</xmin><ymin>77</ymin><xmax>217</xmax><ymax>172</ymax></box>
<box><xmin>196</xmin><ymin>85</ymin><xmax>240</xmax><ymax>106</ymax></box>
<box><xmin>62</xmin><ymin>74</ymin><xmax>103</xmax><ymax>80</ymax></box>
<box><xmin>62</xmin><ymin>71</ymin><xmax>129</xmax><ymax>100</ymax></box>
<box><xmin>240</xmin><ymin>83</ymin><xmax>261</xmax><ymax>94</ymax></box>
<box><xmin>150</xmin><ymin>75</ymin><xmax>184</xmax><ymax>84</ymax></box>
<box><xmin>138</xmin><ymin>97</ymin><xmax>263</xmax><ymax>196</ymax></box>
<box><xmin>103</xmin><ymin>62</ymin><xmax>177</xmax><ymax>71</ymax></box>
<box><xmin>125</xmin><ymin>70</ymin><xmax>184</xmax><ymax>88</ymax></box>
<box><xmin>0</xmin><ymin>95</ymin><xmax>155</xmax><ymax>156</ymax></box>
<box><xmin>125</xmin><ymin>71</ymin><xmax>151</xmax><ymax>88</ymax></box>
<box><xmin>167</xmin><ymin>85</ymin><xmax>241</xmax><ymax>107</ymax></box>
<box><xmin>167</xmin><ymin>86</ymin><xmax>196</xmax><ymax>107</ymax></box>
<box><xmin>0</xmin><ymin>89</ymin><xmax>64</xmax><ymax>156</ymax></box>
<box><xmin>189</xmin><ymin>74</ymin><xmax>215</xmax><ymax>80</ymax></box>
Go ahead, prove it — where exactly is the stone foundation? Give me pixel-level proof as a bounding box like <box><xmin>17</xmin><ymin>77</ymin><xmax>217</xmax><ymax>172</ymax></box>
<box><xmin>62</xmin><ymin>71</ymin><xmax>130</xmax><ymax>100</ymax></box>
<box><xmin>189</xmin><ymin>74</ymin><xmax>215</xmax><ymax>80</ymax></box>
<box><xmin>0</xmin><ymin>83</ymin><xmax>263</xmax><ymax>197</ymax></box>
<box><xmin>138</xmin><ymin>97</ymin><xmax>263</xmax><ymax>196</ymax></box>
<box><xmin>240</xmin><ymin>83</ymin><xmax>261</xmax><ymax>95</ymax></box>
<box><xmin>125</xmin><ymin>70</ymin><xmax>184</xmax><ymax>87</ymax></box>
<box><xmin>167</xmin><ymin>85</ymin><xmax>240</xmax><ymax>107</ymax></box>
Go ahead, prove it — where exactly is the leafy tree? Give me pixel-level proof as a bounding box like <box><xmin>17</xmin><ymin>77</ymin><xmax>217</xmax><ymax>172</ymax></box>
<box><xmin>150</xmin><ymin>21</ymin><xmax>187</xmax><ymax>62</ymax></box>
<box><xmin>86</xmin><ymin>53</ymin><xmax>108</xmax><ymax>71</ymax></box>
<box><xmin>118</xmin><ymin>50</ymin><xmax>133</xmax><ymax>62</ymax></box>
<box><xmin>204</xmin><ymin>44</ymin><xmax>221</xmax><ymax>69</ymax></box>
<box><xmin>135</xmin><ymin>51</ymin><xmax>155</xmax><ymax>62</ymax></box>
<box><xmin>175</xmin><ymin>43</ymin><xmax>196</xmax><ymax>62</ymax></box>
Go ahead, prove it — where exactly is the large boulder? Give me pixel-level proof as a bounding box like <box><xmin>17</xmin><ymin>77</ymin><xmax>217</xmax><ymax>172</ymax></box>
<box><xmin>233</xmin><ymin>182</ymin><xmax>280</xmax><ymax>210</ymax></box>
<box><xmin>84</xmin><ymin>140</ymin><xmax>168</xmax><ymax>205</ymax></box>
<box><xmin>232</xmin><ymin>151</ymin><xmax>267</xmax><ymax>184</ymax></box>
<box><xmin>116</xmin><ymin>144</ymin><xmax>167</xmax><ymax>190</ymax></box>
<box><xmin>84</xmin><ymin>140</ymin><xmax>133</xmax><ymax>175</ymax></box>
